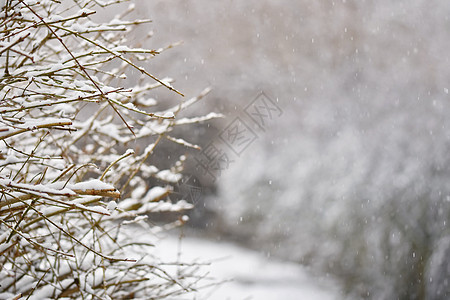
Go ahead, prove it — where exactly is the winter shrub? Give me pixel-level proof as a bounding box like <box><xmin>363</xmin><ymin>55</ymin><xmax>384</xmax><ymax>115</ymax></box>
<box><xmin>0</xmin><ymin>1</ymin><xmax>218</xmax><ymax>299</ymax></box>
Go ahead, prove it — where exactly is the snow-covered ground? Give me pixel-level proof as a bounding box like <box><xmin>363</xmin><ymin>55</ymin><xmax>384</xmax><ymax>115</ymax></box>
<box><xmin>149</xmin><ymin>231</ymin><xmax>341</xmax><ymax>300</ymax></box>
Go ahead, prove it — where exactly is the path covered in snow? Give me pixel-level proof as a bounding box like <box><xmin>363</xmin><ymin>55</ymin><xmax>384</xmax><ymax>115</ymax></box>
<box><xmin>151</xmin><ymin>232</ymin><xmax>341</xmax><ymax>300</ymax></box>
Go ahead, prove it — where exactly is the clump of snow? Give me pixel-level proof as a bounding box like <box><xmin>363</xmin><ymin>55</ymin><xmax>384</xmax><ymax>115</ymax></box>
<box><xmin>162</xmin><ymin>111</ymin><xmax>175</xmax><ymax>118</ymax></box>
<box><xmin>71</xmin><ymin>179</ymin><xmax>115</xmax><ymax>191</ymax></box>
<box><xmin>156</xmin><ymin>170</ymin><xmax>182</xmax><ymax>183</ymax></box>
<box><xmin>106</xmin><ymin>201</ymin><xmax>117</xmax><ymax>212</ymax></box>
<box><xmin>143</xmin><ymin>186</ymin><xmax>170</xmax><ymax>202</ymax></box>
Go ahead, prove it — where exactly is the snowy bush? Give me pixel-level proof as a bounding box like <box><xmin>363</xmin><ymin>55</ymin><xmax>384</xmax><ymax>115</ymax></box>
<box><xmin>0</xmin><ymin>1</ymin><xmax>218</xmax><ymax>299</ymax></box>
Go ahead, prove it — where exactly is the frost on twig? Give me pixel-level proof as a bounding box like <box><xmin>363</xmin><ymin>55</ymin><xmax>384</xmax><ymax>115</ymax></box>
<box><xmin>0</xmin><ymin>1</ymin><xmax>220</xmax><ymax>299</ymax></box>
